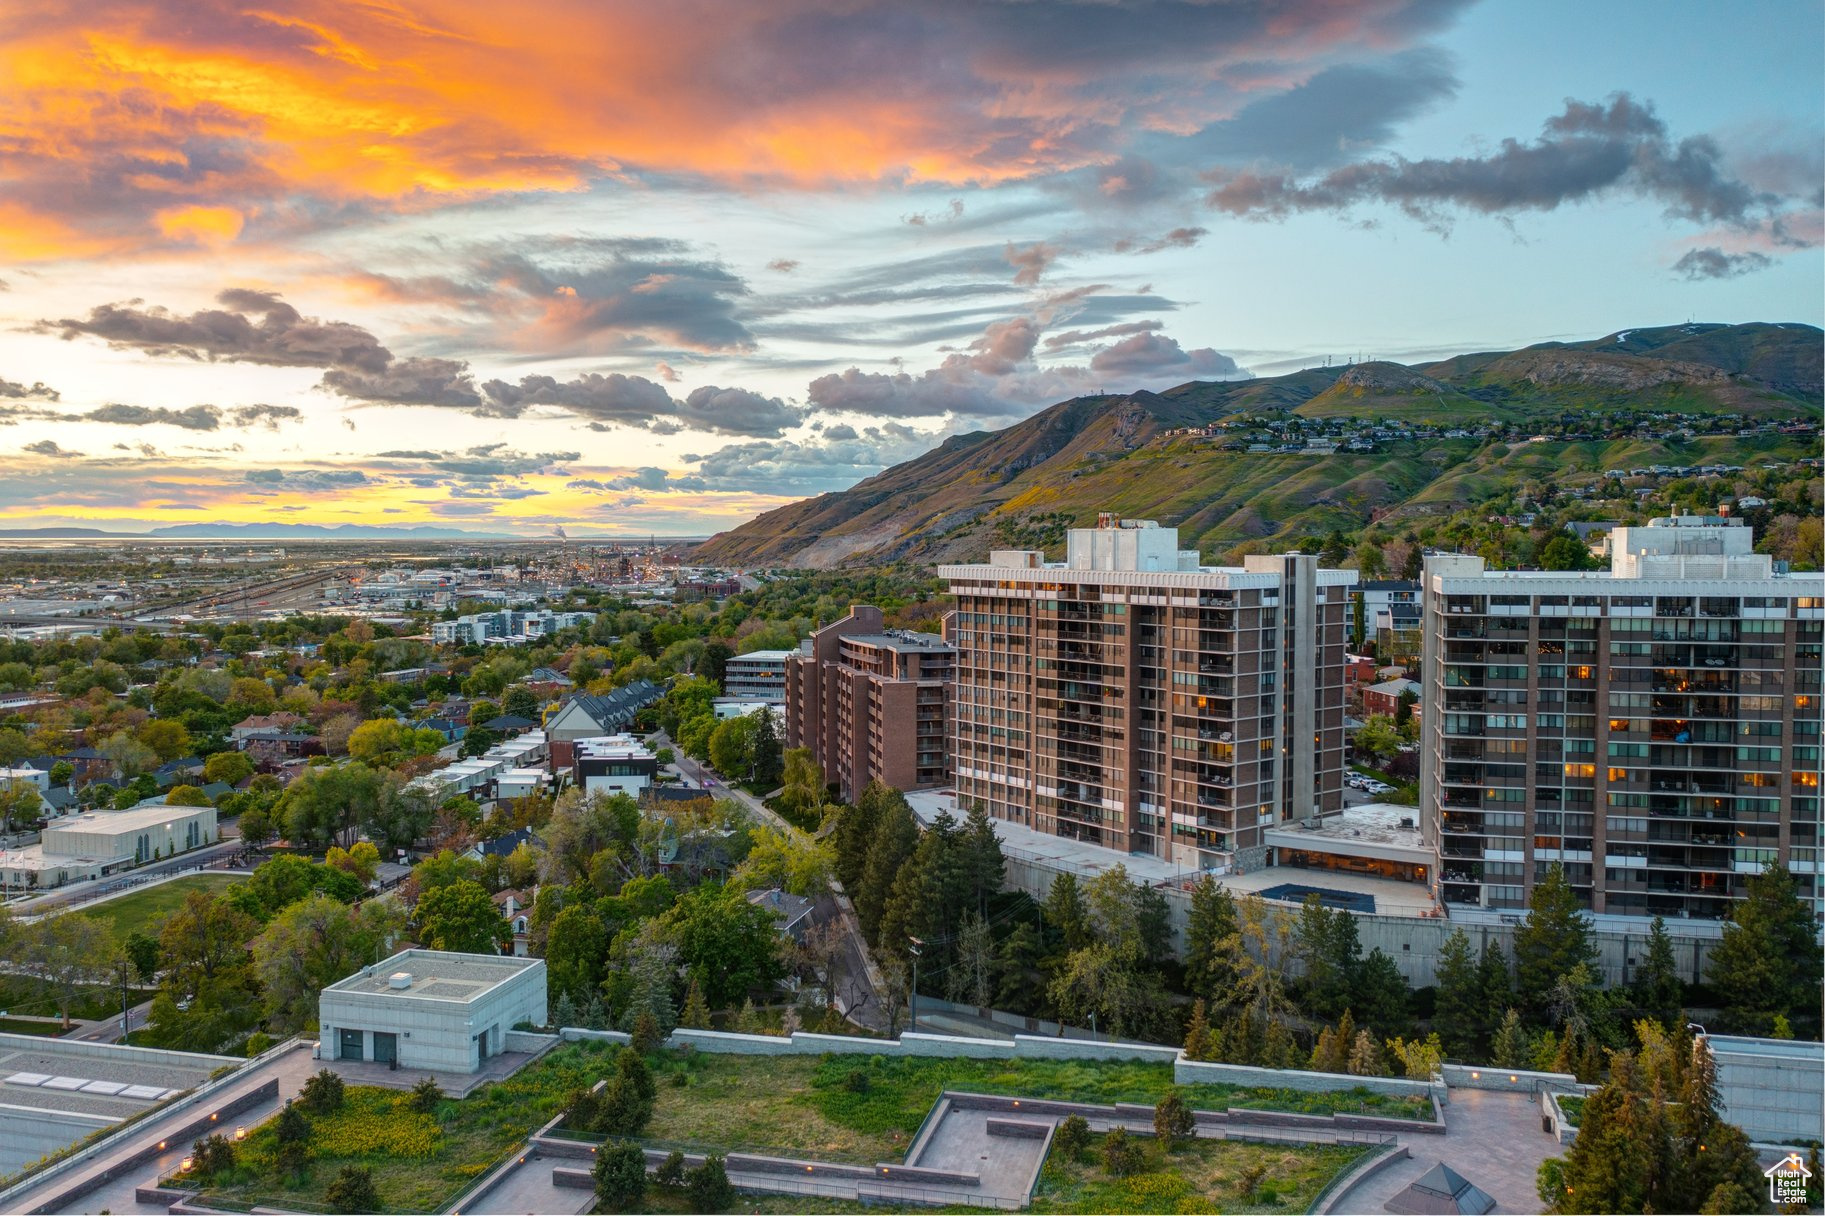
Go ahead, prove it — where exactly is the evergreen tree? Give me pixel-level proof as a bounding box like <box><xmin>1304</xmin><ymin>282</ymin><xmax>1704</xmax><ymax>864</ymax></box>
<box><xmin>1491</xmin><ymin>1008</ymin><xmax>1526</xmax><ymax>1069</ymax></box>
<box><xmin>854</xmin><ymin>791</ymin><xmax>918</xmax><ymax>940</ymax></box>
<box><xmin>593</xmin><ymin>1138</ymin><xmax>648</xmax><ymax>1211</ymax></box>
<box><xmin>1556</xmin><ymin>1056</ymin><xmax>1667</xmax><ymax>1213</ymax></box>
<box><xmin>1153</xmin><ymin>1090</ymin><xmax>1194</xmax><ymax>1145</ymax></box>
<box><xmin>832</xmin><ymin>782</ymin><xmax>883</xmax><ymax>891</ymax></box>
<box><xmin>1183</xmin><ymin>875</ymin><xmax>1238</xmax><ymax>1002</ymax></box>
<box><xmin>1309</xmin><ymin>1009</ymin><xmax>1354</xmax><ymax>1074</ymax></box>
<box><xmin>1432</xmin><ymin>928</ymin><xmax>1480</xmax><ymax>1059</ymax></box>
<box><xmin>1347</xmin><ymin>1029</ymin><xmax>1386</xmax><ymax>1076</ymax></box>
<box><xmin>1514</xmin><ymin>864</ymin><xmax>1596</xmax><ymax>1013</ymax></box>
<box><xmin>1354</xmin><ymin>949</ymin><xmax>1410</xmax><ymax>1037</ymax></box>
<box><xmin>1183</xmin><ymin>998</ymin><xmax>1212</xmax><ymax>1061</ymax></box>
<box><xmin>960</xmin><ymin>800</ymin><xmax>1004</xmax><ymax>917</ymax></box>
<box><xmin>1474</xmin><ymin>942</ymin><xmax>1512</xmax><ymax>1052</ymax></box>
<box><xmin>1706</xmin><ymin>862</ymin><xmax>1822</xmax><ymax>1034</ymax></box>
<box><xmin>686</xmin><ymin>1155</ymin><xmax>734</xmax><ymax>1213</ymax></box>
<box><xmin>1293</xmin><ymin>897</ymin><xmax>1361</xmax><ymax>1020</ymax></box>
<box><xmin>993</xmin><ymin>920</ymin><xmax>1042</xmax><ymax>1014</ymax></box>
<box><xmin>679</xmin><ymin>977</ymin><xmax>711</xmax><ymax>1029</ymax></box>
<box><xmin>1632</xmin><ymin>915</ymin><xmax>1682</xmax><ymax>1028</ymax></box>
<box><xmin>1671</xmin><ymin>1033</ymin><xmax>1761</xmax><ymax>1212</ymax></box>
<box><xmin>1043</xmin><ymin>872</ymin><xmax>1090</xmax><ymax>953</ymax></box>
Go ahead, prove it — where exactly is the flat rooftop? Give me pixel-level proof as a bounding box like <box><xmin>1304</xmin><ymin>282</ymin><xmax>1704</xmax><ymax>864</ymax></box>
<box><xmin>905</xmin><ymin>790</ymin><xmax>1438</xmax><ymax>917</ymax></box>
<box><xmin>1268</xmin><ymin>803</ymin><xmax>1426</xmax><ymax>851</ymax></box>
<box><xmin>48</xmin><ymin>804</ymin><xmax>214</xmax><ymax>836</ymax></box>
<box><xmin>0</xmin><ymin>1035</ymin><xmax>233</xmax><ymax>1121</ymax></box>
<box><xmin>846</xmin><ymin>631</ymin><xmax>952</xmax><ymax>653</ymax></box>
<box><xmin>324</xmin><ymin>949</ymin><xmax>541</xmax><ymax>1005</ymax></box>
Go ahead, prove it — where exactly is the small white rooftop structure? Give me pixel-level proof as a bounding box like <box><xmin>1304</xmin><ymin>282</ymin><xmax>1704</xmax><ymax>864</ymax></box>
<box><xmin>319</xmin><ymin>949</ymin><xmax>546</xmax><ymax>1074</ymax></box>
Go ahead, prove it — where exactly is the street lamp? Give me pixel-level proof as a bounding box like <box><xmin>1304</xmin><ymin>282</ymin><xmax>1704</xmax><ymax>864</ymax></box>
<box><xmin>906</xmin><ymin>935</ymin><xmax>923</xmax><ymax>1035</ymax></box>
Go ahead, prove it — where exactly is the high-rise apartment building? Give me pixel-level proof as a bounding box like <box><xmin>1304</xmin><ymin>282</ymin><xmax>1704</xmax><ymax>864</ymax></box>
<box><xmin>783</xmin><ymin>605</ymin><xmax>954</xmax><ymax>801</ymax></box>
<box><xmin>1421</xmin><ymin>515</ymin><xmax>1824</xmax><ymax>920</ymax></box>
<box><xmin>941</xmin><ymin>516</ymin><xmax>1355</xmax><ymax>870</ymax></box>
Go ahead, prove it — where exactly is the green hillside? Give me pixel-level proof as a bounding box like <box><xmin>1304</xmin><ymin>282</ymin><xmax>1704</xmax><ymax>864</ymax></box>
<box><xmin>696</xmin><ymin>322</ymin><xmax>1822</xmax><ymax>568</ymax></box>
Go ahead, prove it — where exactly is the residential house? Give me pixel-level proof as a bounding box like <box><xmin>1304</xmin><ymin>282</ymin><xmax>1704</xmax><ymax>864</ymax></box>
<box><xmin>544</xmin><ymin>681</ymin><xmax>663</xmax><ymax>769</ymax></box>
<box><xmin>744</xmin><ymin>887</ymin><xmax>817</xmax><ymax>943</ymax></box>
<box><xmin>1362</xmin><ymin>677</ymin><xmax>1422</xmax><ymax>719</ymax></box>
<box><xmin>229</xmin><ymin>713</ymin><xmax>304</xmax><ymax>746</ymax></box>
<box><xmin>492</xmin><ymin>888</ymin><xmax>534</xmax><ymax>957</ymax></box>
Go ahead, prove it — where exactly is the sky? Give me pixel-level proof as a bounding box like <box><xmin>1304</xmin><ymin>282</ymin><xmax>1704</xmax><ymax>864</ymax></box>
<box><xmin>0</xmin><ymin>0</ymin><xmax>1819</xmax><ymax>538</ymax></box>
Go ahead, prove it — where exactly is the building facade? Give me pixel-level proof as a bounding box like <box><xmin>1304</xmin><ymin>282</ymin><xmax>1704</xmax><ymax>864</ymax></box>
<box><xmin>783</xmin><ymin>605</ymin><xmax>954</xmax><ymax>801</ymax></box>
<box><xmin>941</xmin><ymin>516</ymin><xmax>1355</xmax><ymax>871</ymax></box>
<box><xmin>1420</xmin><ymin>515</ymin><xmax>1824</xmax><ymax>920</ymax></box>
<box><xmin>319</xmin><ymin>950</ymin><xmax>546</xmax><ymax>1073</ymax></box>
<box><xmin>722</xmin><ymin>650</ymin><xmax>794</xmax><ymax>701</ymax></box>
<box><xmin>574</xmin><ymin>734</ymin><xmax>659</xmax><ymax>798</ymax></box>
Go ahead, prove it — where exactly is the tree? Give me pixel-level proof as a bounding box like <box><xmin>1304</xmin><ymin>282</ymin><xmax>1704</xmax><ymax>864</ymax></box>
<box><xmin>325</xmin><ymin>1165</ymin><xmax>379</xmax><ymax>1215</ymax></box>
<box><xmin>545</xmin><ymin>906</ymin><xmax>609</xmax><ymax>1003</ymax></box>
<box><xmin>415</xmin><ymin>880</ymin><xmax>507</xmax><ymax>953</ymax></box>
<box><xmin>706</xmin><ymin>714</ymin><xmax>754</xmax><ymax>779</ymax></box>
<box><xmin>1292</xmin><ymin>896</ymin><xmax>1361</xmax><ymax>1021</ymax></box>
<box><xmin>855</xmin><ymin>790</ymin><xmax>919</xmax><ymax>939</ymax></box>
<box><xmin>1043</xmin><ymin>871</ymin><xmax>1091</xmax><ymax>952</ymax></box>
<box><xmin>160</xmin><ymin>891</ymin><xmax>259</xmax><ymax>995</ymax></box>
<box><xmin>137</xmin><ymin>718</ymin><xmax>192</xmax><ymax>763</ymax></box>
<box><xmin>600</xmin><ymin>1047</ymin><xmax>657</xmax><ymax>1135</ymax></box>
<box><xmin>1153</xmin><ymin>1090</ymin><xmax>1194</xmax><ymax>1146</ymax></box>
<box><xmin>0</xmin><ymin>781</ymin><xmax>43</xmax><ymax>832</ymax></box>
<box><xmin>686</xmin><ymin>1154</ymin><xmax>734</xmax><ymax>1213</ymax></box>
<box><xmin>123</xmin><ymin>930</ymin><xmax>161</xmax><ymax>983</ymax></box>
<box><xmin>227</xmin><ymin>853</ymin><xmax>362</xmax><ymax>921</ymax></box>
<box><xmin>1432</xmin><ymin>928</ymin><xmax>1481</xmax><ymax>1059</ymax></box>
<box><xmin>21</xmin><ymin>913</ymin><xmax>110</xmax><ymax>1028</ymax></box>
<box><xmin>1183</xmin><ymin>998</ymin><xmax>1213</xmax><ymax>1061</ymax></box>
<box><xmin>1706</xmin><ymin>862</ymin><xmax>1822</xmax><ymax>1034</ymax></box>
<box><xmin>1101</xmin><ymin>1126</ymin><xmax>1144</xmax><ymax>1177</ymax></box>
<box><xmin>668</xmin><ymin>885</ymin><xmax>785</xmax><ymax>1007</ymax></box>
<box><xmin>203</xmin><ymin>751</ymin><xmax>254</xmax><ymax>787</ymax></box>
<box><xmin>299</xmin><ymin>1068</ymin><xmax>347</xmax><ymax>1114</ymax></box>
<box><xmin>778</xmin><ymin>748</ymin><xmax>826</xmax><ymax>825</ymax></box>
<box><xmin>593</xmin><ymin>1138</ymin><xmax>648</xmax><ymax>1211</ymax></box>
<box><xmin>1513</xmin><ymin>864</ymin><xmax>1596</xmax><ymax>1013</ymax></box>
<box><xmin>1348</xmin><ymin>1030</ymin><xmax>1386</xmax><ymax>1077</ymax></box>
<box><xmin>1352</xmin><ymin>715</ymin><xmax>1402</xmax><ymax>764</ymax></box>
<box><xmin>97</xmin><ymin>730</ymin><xmax>157</xmax><ymax>779</ymax></box>
<box><xmin>1491</xmin><ymin>1008</ymin><xmax>1527</xmax><ymax>1068</ymax></box>
<box><xmin>1539</xmin><ymin>533</ymin><xmax>1600</xmax><ymax>571</ymax></box>
<box><xmin>324</xmin><ymin>841</ymin><xmax>381</xmax><ymax>885</ymax></box>
<box><xmin>1184</xmin><ymin>875</ymin><xmax>1239</xmax><ymax>1002</ymax></box>
<box><xmin>501</xmin><ymin>687</ymin><xmax>541</xmax><ymax>721</ymax></box>
<box><xmin>1633</xmin><ymin>916</ymin><xmax>1682</xmax><ymax>1028</ymax></box>
<box><xmin>254</xmin><ymin>894</ymin><xmax>403</xmax><ymax>1032</ymax></box>
<box><xmin>1055</xmin><ymin>1114</ymin><xmax>1091</xmax><ymax>1161</ymax></box>
<box><xmin>745</xmin><ymin>706</ymin><xmax>782</xmax><ymax>787</ymax></box>
<box><xmin>679</xmin><ymin>977</ymin><xmax>712</xmax><ymax>1029</ymax></box>
<box><xmin>164</xmin><ymin>783</ymin><xmax>210</xmax><ymax>807</ymax></box>
<box><xmin>959</xmin><ymin>800</ymin><xmax>1005</xmax><ymax>917</ymax></box>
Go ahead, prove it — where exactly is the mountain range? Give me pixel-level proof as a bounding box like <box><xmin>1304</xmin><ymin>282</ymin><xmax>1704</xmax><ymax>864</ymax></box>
<box><xmin>695</xmin><ymin>322</ymin><xmax>1822</xmax><ymax>568</ymax></box>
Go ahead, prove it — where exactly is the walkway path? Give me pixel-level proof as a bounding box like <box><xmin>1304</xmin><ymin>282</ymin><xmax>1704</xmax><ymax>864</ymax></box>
<box><xmin>0</xmin><ymin>1041</ymin><xmax>320</xmax><ymax>1216</ymax></box>
<box><xmin>1326</xmin><ymin>1087</ymin><xmax>1559</xmax><ymax>1214</ymax></box>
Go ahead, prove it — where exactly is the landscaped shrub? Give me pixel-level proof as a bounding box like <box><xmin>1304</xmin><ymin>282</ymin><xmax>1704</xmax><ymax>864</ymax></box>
<box><xmin>1153</xmin><ymin>1090</ymin><xmax>1194</xmax><ymax>1146</ymax></box>
<box><xmin>324</xmin><ymin>1164</ymin><xmax>378</xmax><ymax>1214</ymax></box>
<box><xmin>565</xmin><ymin>1085</ymin><xmax>604</xmax><ymax>1132</ymax></box>
<box><xmin>299</xmin><ymin>1069</ymin><xmax>346</xmax><ymax>1115</ymax></box>
<box><xmin>1054</xmin><ymin>1114</ymin><xmax>1091</xmax><ymax>1161</ymax></box>
<box><xmin>687</xmin><ymin>1154</ymin><xmax>735</xmax><ymax>1212</ymax></box>
<box><xmin>409</xmin><ymin>1076</ymin><xmax>444</xmax><ymax>1114</ymax></box>
<box><xmin>630</xmin><ymin>1009</ymin><xmax>664</xmax><ymax>1054</ymax></box>
<box><xmin>275</xmin><ymin>1101</ymin><xmax>310</xmax><ymax>1146</ymax></box>
<box><xmin>600</xmin><ymin>1047</ymin><xmax>656</xmax><ymax>1135</ymax></box>
<box><xmin>190</xmin><ymin>1133</ymin><xmax>236</xmax><ymax>1181</ymax></box>
<box><xmin>1101</xmin><ymin>1127</ymin><xmax>1145</xmax><ymax>1177</ymax></box>
<box><xmin>593</xmin><ymin>1138</ymin><xmax>648</xmax><ymax>1211</ymax></box>
<box><xmin>654</xmin><ymin>1149</ymin><xmax>687</xmax><ymax>1188</ymax></box>
<box><xmin>1236</xmin><ymin>1162</ymin><xmax>1268</xmax><ymax>1198</ymax></box>
<box><xmin>843</xmin><ymin>1069</ymin><xmax>869</xmax><ymax>1093</ymax></box>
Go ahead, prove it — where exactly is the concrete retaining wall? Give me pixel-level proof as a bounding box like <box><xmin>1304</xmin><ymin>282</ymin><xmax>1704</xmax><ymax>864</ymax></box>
<box><xmin>0</xmin><ymin>1033</ymin><xmax>239</xmax><ymax>1074</ymax></box>
<box><xmin>1001</xmin><ymin>856</ymin><xmax>1721</xmax><ymax>987</ymax></box>
<box><xmin>1175</xmin><ymin>1057</ymin><xmax>1435</xmax><ymax>1097</ymax></box>
<box><xmin>1316</xmin><ymin>1143</ymin><xmax>1411</xmax><ymax>1215</ymax></box>
<box><xmin>945</xmin><ymin>1088</ymin><xmax>1444</xmax><ymax>1137</ymax></box>
<box><xmin>1439</xmin><ymin>1064</ymin><xmax>1576</xmax><ymax>1092</ymax></box>
<box><xmin>552</xmin><ymin>1024</ymin><xmax>1182</xmax><ymax>1063</ymax></box>
<box><xmin>503</xmin><ymin>1029</ymin><xmax>559</xmax><ymax>1054</ymax></box>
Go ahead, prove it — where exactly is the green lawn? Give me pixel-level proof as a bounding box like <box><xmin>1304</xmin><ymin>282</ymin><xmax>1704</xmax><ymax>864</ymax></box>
<box><xmin>0</xmin><ymin>1015</ymin><xmax>66</xmax><ymax>1036</ymax></box>
<box><xmin>194</xmin><ymin>1046</ymin><xmax>1424</xmax><ymax>1213</ymax></box>
<box><xmin>641</xmin><ymin>1052</ymin><xmax>1429</xmax><ymax>1165</ymax></box>
<box><xmin>1557</xmin><ymin>1095</ymin><xmax>1585</xmax><ymax>1127</ymax></box>
<box><xmin>196</xmin><ymin>1043</ymin><xmax>624</xmax><ymax>1214</ymax></box>
<box><xmin>0</xmin><ymin>973</ymin><xmax>155</xmax><ymax>1023</ymax></box>
<box><xmin>74</xmin><ymin>873</ymin><xmax>245</xmax><ymax>944</ymax></box>
<box><xmin>1031</xmin><ymin>1131</ymin><xmax>1371</xmax><ymax>1214</ymax></box>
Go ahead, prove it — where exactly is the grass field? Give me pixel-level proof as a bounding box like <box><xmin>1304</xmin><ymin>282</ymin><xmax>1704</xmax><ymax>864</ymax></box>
<box><xmin>0</xmin><ymin>1015</ymin><xmax>66</xmax><ymax>1036</ymax></box>
<box><xmin>641</xmin><ymin>1052</ymin><xmax>1429</xmax><ymax>1165</ymax></box>
<box><xmin>197</xmin><ymin>1045</ymin><xmax>1422</xmax><ymax>1213</ymax></box>
<box><xmin>1031</xmin><ymin>1131</ymin><xmax>1370</xmax><ymax>1214</ymax></box>
<box><xmin>73</xmin><ymin>873</ymin><xmax>244</xmax><ymax>944</ymax></box>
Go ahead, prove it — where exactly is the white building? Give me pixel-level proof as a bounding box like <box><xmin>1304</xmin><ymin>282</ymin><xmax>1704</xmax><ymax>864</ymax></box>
<box><xmin>574</xmin><ymin>734</ymin><xmax>659</xmax><ymax>798</ymax></box>
<box><xmin>722</xmin><ymin>649</ymin><xmax>793</xmax><ymax>701</ymax></box>
<box><xmin>431</xmin><ymin>609</ymin><xmax>595</xmax><ymax>646</ymax></box>
<box><xmin>318</xmin><ymin>950</ymin><xmax>546</xmax><ymax>1073</ymax></box>
<box><xmin>0</xmin><ymin>803</ymin><xmax>218</xmax><ymax>890</ymax></box>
